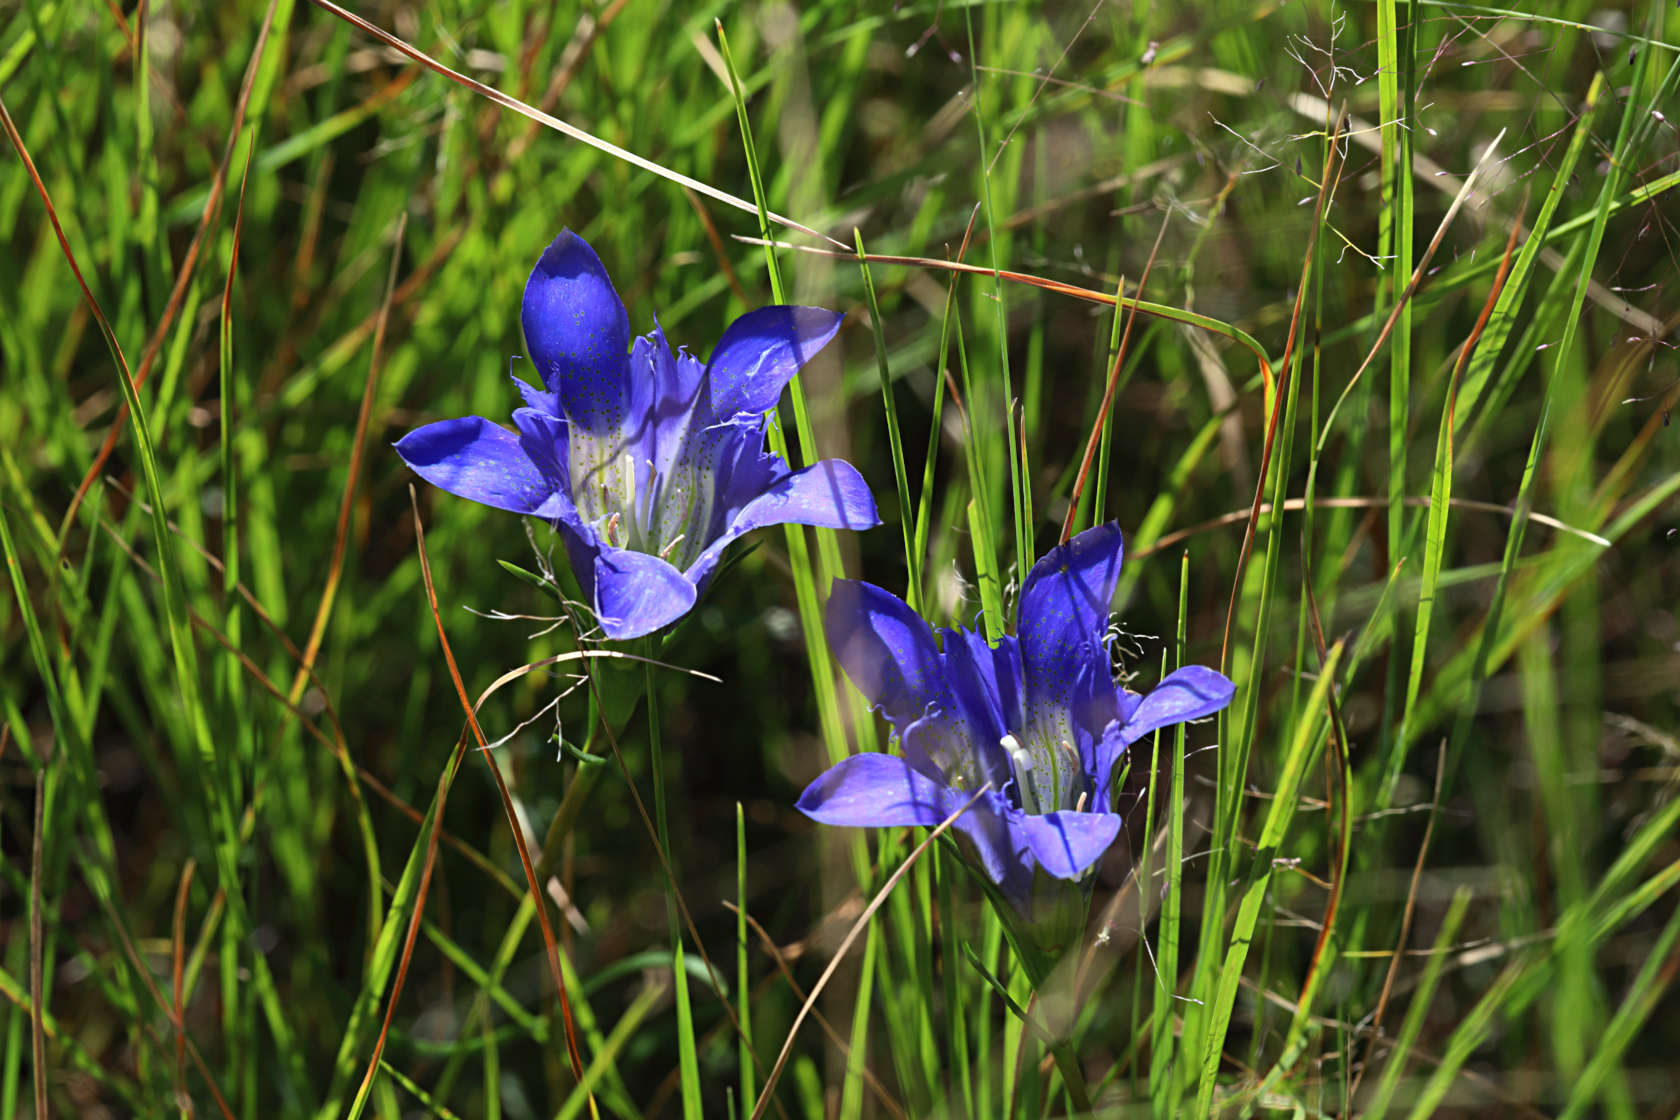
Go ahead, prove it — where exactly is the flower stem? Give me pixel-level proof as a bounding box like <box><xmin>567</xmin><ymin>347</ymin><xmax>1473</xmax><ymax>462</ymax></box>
<box><xmin>645</xmin><ymin>640</ymin><xmax>703</xmax><ymax>1119</ymax></box>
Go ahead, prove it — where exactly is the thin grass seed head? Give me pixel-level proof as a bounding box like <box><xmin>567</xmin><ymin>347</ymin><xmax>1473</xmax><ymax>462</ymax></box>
<box><xmin>797</xmin><ymin>523</ymin><xmax>1234</xmax><ymax>958</ymax></box>
<box><xmin>395</xmin><ymin>229</ymin><xmax>881</xmax><ymax>639</ymax></box>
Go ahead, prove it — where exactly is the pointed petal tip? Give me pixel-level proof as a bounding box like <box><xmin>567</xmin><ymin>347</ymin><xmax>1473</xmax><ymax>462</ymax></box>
<box><xmin>1030</xmin><ymin>521</ymin><xmax>1125</xmax><ymax>584</ymax></box>
<box><xmin>684</xmin><ymin>458</ymin><xmax>880</xmax><ymax>590</ymax></box>
<box><xmin>522</xmin><ymin>228</ymin><xmax>632</xmax><ymax>431</ymax></box>
<box><xmin>769</xmin><ymin>458</ymin><xmax>880</xmax><ymax>530</ymax></box>
<box><xmin>796</xmin><ymin>752</ymin><xmax>954</xmax><ymax>828</ymax></box>
<box><xmin>394</xmin><ymin>415</ymin><xmax>559</xmax><ymax>516</ymax></box>
<box><xmin>1121</xmin><ymin>663</ymin><xmax>1236</xmax><ymax>741</ymax></box>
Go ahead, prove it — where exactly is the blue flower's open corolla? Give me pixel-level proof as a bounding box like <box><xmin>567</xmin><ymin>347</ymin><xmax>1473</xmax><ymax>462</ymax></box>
<box><xmin>396</xmin><ymin>230</ymin><xmax>880</xmax><ymax>639</ymax></box>
<box><xmin>798</xmin><ymin>524</ymin><xmax>1234</xmax><ymax>909</ymax></box>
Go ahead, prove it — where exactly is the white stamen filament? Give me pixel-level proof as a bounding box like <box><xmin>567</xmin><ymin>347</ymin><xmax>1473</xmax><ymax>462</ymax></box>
<box><xmin>1075</xmin><ymin>790</ymin><xmax>1088</xmax><ymax>813</ymax></box>
<box><xmin>618</xmin><ymin>453</ymin><xmax>637</xmax><ymax>512</ymax></box>
<box><xmin>1000</xmin><ymin>733</ymin><xmax>1030</xmax><ymax>772</ymax></box>
<box><xmin>1001</xmin><ymin>733</ymin><xmax>1043</xmax><ymax>814</ymax></box>
<box><xmin>658</xmin><ymin>533</ymin><xmax>686</xmax><ymax>560</ymax></box>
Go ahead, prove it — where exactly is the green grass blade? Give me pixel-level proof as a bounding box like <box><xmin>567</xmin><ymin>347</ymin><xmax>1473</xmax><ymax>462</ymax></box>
<box><xmin>854</xmin><ymin>232</ymin><xmax>921</xmax><ymax>613</ymax></box>
<box><xmin>1361</xmin><ymin>886</ymin><xmax>1473</xmax><ymax>1120</ymax></box>
<box><xmin>1193</xmin><ymin>642</ymin><xmax>1344</xmax><ymax>1118</ymax></box>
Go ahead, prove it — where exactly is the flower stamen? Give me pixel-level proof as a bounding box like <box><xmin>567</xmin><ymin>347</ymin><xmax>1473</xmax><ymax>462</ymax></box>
<box><xmin>1001</xmin><ymin>732</ymin><xmax>1043</xmax><ymax>813</ymax></box>
<box><xmin>1001</xmin><ymin>733</ymin><xmax>1030</xmax><ymax>772</ymax></box>
<box><xmin>618</xmin><ymin>453</ymin><xmax>637</xmax><ymax>511</ymax></box>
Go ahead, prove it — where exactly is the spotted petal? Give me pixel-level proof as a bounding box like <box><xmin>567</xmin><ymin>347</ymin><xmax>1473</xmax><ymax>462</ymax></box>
<box><xmin>634</xmin><ymin>326</ymin><xmax>706</xmax><ymax>480</ymax></box>
<box><xmin>824</xmin><ymin>578</ymin><xmax>944</xmax><ymax>728</ymax></box>
<box><xmin>797</xmin><ymin>752</ymin><xmax>961</xmax><ymax>829</ymax></box>
<box><xmin>394</xmin><ymin>416</ymin><xmax>559</xmax><ymax>516</ymax></box>
<box><xmin>589</xmin><ymin>548</ymin><xmax>698</xmax><ymax>640</ymax></box>
<box><xmin>521</xmin><ymin>230</ymin><xmax>632</xmax><ymax>431</ymax></box>
<box><xmin>1018</xmin><ymin>523</ymin><xmax>1126</xmax><ymax>720</ymax></box>
<box><xmin>941</xmin><ymin>628</ymin><xmax>1025</xmax><ymax>748</ymax></box>
<box><xmin>687</xmin><ymin>458</ymin><xmax>879</xmax><ymax>588</ymax></box>
<box><xmin>1014</xmin><ymin>809</ymin><xmax>1123</xmax><ymax>880</ymax></box>
<box><xmin>509</xmin><ymin>407</ymin><xmax>572</xmax><ymax>497</ymax></box>
<box><xmin>1123</xmin><ymin>665</ymin><xmax>1234</xmax><ymax>741</ymax></box>
<box><xmin>705</xmin><ymin>306</ymin><xmax>844</xmax><ymax>419</ymax></box>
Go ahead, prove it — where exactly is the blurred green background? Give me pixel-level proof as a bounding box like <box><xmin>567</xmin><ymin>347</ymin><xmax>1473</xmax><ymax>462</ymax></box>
<box><xmin>2</xmin><ymin>0</ymin><xmax>1678</xmax><ymax>1116</ymax></box>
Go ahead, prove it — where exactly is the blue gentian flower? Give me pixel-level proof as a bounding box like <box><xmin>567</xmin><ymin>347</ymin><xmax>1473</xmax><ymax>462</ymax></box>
<box><xmin>798</xmin><ymin>524</ymin><xmax>1234</xmax><ymax>915</ymax></box>
<box><xmin>396</xmin><ymin>230</ymin><xmax>880</xmax><ymax>640</ymax></box>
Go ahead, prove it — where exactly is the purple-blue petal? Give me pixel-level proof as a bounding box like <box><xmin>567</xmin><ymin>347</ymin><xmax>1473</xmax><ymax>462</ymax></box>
<box><xmin>643</xmin><ymin>321</ymin><xmax>704</xmax><ymax>415</ymax></box>
<box><xmin>901</xmin><ymin>708</ymin><xmax>1011</xmax><ymax>793</ymax></box>
<box><xmin>1014</xmin><ymin>809</ymin><xmax>1123</xmax><ymax>880</ymax></box>
<box><xmin>521</xmin><ymin>230</ymin><xmax>632</xmax><ymax>433</ymax></box>
<box><xmin>796</xmin><ymin>752</ymin><xmax>959</xmax><ymax>829</ymax></box>
<box><xmin>936</xmin><ymin>628</ymin><xmax>1024</xmax><ymax>792</ymax></box>
<box><xmin>1121</xmin><ymin>665</ymin><xmax>1235</xmax><ymax>742</ymax></box>
<box><xmin>705</xmin><ymin>306</ymin><xmax>844</xmax><ymax>419</ymax></box>
<box><xmin>951</xmin><ymin>798</ymin><xmax>1034</xmax><ymax>897</ymax></box>
<box><xmin>395</xmin><ymin>416</ymin><xmax>559</xmax><ymax>515</ymax></box>
<box><xmin>686</xmin><ymin>458</ymin><xmax>879</xmax><ymax>587</ymax></box>
<box><xmin>509</xmin><ymin>407</ymin><xmax>575</xmax><ymax>517</ymax></box>
<box><xmin>1116</xmin><ymin>690</ymin><xmax>1144</xmax><ymax>726</ymax></box>
<box><xmin>798</xmin><ymin>754</ymin><xmax>1024</xmax><ymax>894</ymax></box>
<box><xmin>1018</xmin><ymin>522</ymin><xmax>1126</xmax><ymax>713</ymax></box>
<box><xmin>1091</xmin><ymin>665</ymin><xmax>1234</xmax><ymax>793</ymax></box>
<box><xmin>590</xmin><ymin>547</ymin><xmax>698</xmax><ymax>640</ymax></box>
<box><xmin>823</xmin><ymin>579</ymin><xmax>944</xmax><ymax>728</ymax></box>
<box><xmin>513</xmin><ymin>368</ymin><xmax>558</xmax><ymax>416</ymax></box>
<box><xmin>941</xmin><ymin>627</ymin><xmax>1024</xmax><ymax>747</ymax></box>
<box><xmin>628</xmin><ymin>327</ymin><xmax>701</xmax><ymax>485</ymax></box>
<box><xmin>1090</xmin><ymin>720</ymin><xmax>1129</xmax><ymax>802</ymax></box>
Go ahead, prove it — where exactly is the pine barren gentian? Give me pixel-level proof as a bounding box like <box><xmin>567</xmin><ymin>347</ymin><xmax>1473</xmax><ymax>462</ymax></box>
<box><xmin>798</xmin><ymin>523</ymin><xmax>1233</xmax><ymax>947</ymax></box>
<box><xmin>396</xmin><ymin>230</ymin><xmax>880</xmax><ymax>640</ymax></box>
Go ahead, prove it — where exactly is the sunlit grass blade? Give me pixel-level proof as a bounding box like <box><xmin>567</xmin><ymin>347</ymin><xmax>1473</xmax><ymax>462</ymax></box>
<box><xmin>1455</xmin><ymin>73</ymin><xmax>1605</xmax><ymax>441</ymax></box>
<box><xmin>642</xmin><ymin>641</ymin><xmax>702</xmax><ymax>1120</ymax></box>
<box><xmin>11</xmin><ymin>4</ymin><xmax>1680</xmax><ymax>1114</ymax></box>
<box><xmin>853</xmin><ymin>232</ymin><xmax>920</xmax><ymax>612</ymax></box>
<box><xmin>1148</xmin><ymin>552</ymin><xmax>1193</xmax><ymax>1118</ymax></box>
<box><xmin>962</xmin><ymin>7</ymin><xmax>1029</xmax><ymax>578</ymax></box>
<box><xmin>1387</xmin><ymin>211</ymin><xmax>1524</xmax><ymax>806</ymax></box>
<box><xmin>322</xmin><ymin>741</ymin><xmax>466</xmax><ymax>1120</ymax></box>
<box><xmin>1360</xmin><ymin>886</ymin><xmax>1473</xmax><ymax>1120</ymax></box>
<box><xmin>1375</xmin><ymin>0</ymin><xmax>1415</xmax><ymax>682</ymax></box>
<box><xmin>1193</xmin><ymin>641</ymin><xmax>1343</xmax><ymax>1118</ymax></box>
